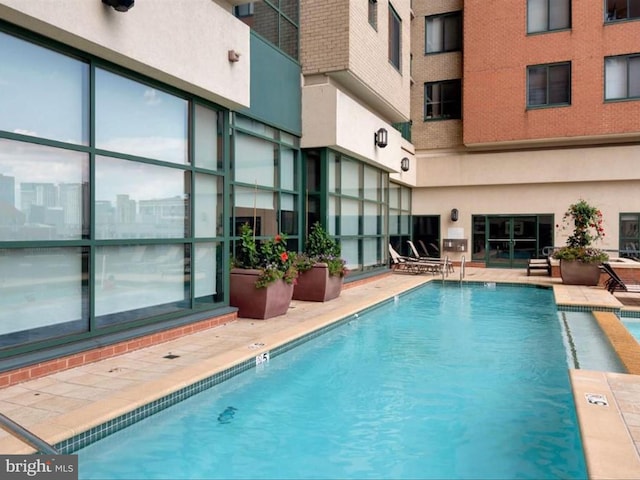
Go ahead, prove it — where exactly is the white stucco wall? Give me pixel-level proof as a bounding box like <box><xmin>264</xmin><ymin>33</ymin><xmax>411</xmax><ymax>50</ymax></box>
<box><xmin>302</xmin><ymin>83</ymin><xmax>416</xmax><ymax>185</ymax></box>
<box><xmin>0</xmin><ymin>0</ymin><xmax>250</xmax><ymax>110</ymax></box>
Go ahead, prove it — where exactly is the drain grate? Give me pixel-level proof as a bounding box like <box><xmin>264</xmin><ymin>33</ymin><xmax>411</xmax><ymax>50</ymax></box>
<box><xmin>163</xmin><ymin>353</ymin><xmax>180</xmax><ymax>359</ymax></box>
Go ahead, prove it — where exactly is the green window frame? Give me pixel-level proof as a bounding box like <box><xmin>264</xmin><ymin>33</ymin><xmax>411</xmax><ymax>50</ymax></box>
<box><xmin>0</xmin><ymin>24</ymin><xmax>229</xmax><ymax>357</ymax></box>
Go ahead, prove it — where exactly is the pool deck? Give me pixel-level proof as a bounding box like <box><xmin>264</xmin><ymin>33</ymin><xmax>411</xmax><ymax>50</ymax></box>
<box><xmin>1</xmin><ymin>267</ymin><xmax>640</xmax><ymax>479</ymax></box>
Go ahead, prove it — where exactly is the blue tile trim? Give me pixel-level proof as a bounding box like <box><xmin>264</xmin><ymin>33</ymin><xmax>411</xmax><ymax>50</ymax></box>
<box><xmin>57</xmin><ymin>293</ymin><xmax>405</xmax><ymax>454</ymax></box>
<box><xmin>556</xmin><ymin>305</ymin><xmax>621</xmax><ymax>313</ymax></box>
<box><xmin>619</xmin><ymin>310</ymin><xmax>640</xmax><ymax>319</ymax></box>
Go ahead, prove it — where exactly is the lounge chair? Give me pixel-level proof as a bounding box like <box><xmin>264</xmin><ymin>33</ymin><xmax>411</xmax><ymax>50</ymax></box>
<box><xmin>601</xmin><ymin>262</ymin><xmax>640</xmax><ymax>294</ymax></box>
<box><xmin>388</xmin><ymin>244</ymin><xmax>441</xmax><ymax>275</ymax></box>
<box><xmin>527</xmin><ymin>257</ymin><xmax>551</xmax><ymax>276</ymax></box>
<box><xmin>407</xmin><ymin>240</ymin><xmax>454</xmax><ymax>274</ymax></box>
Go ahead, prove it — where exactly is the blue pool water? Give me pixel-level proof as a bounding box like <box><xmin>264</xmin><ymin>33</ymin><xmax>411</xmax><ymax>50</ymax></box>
<box><xmin>624</xmin><ymin>319</ymin><xmax>640</xmax><ymax>343</ymax></box>
<box><xmin>78</xmin><ymin>284</ymin><xmax>586</xmax><ymax>479</ymax></box>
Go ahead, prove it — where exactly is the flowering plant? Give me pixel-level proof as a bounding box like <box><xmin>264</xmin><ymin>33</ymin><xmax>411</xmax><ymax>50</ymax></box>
<box><xmin>296</xmin><ymin>222</ymin><xmax>347</xmax><ymax>277</ymax></box>
<box><xmin>552</xmin><ymin>199</ymin><xmax>609</xmax><ymax>264</ymax></box>
<box><xmin>233</xmin><ymin>223</ymin><xmax>298</xmax><ymax>288</ymax></box>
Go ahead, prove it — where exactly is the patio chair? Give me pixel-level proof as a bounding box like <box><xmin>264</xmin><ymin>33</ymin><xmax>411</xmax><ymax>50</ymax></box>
<box><xmin>407</xmin><ymin>240</ymin><xmax>454</xmax><ymax>275</ymax></box>
<box><xmin>601</xmin><ymin>263</ymin><xmax>640</xmax><ymax>294</ymax></box>
<box><xmin>388</xmin><ymin>244</ymin><xmax>441</xmax><ymax>275</ymax></box>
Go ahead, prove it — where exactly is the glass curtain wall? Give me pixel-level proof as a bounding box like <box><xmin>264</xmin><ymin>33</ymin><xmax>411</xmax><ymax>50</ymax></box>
<box><xmin>304</xmin><ymin>150</ymin><xmax>388</xmax><ymax>274</ymax></box>
<box><xmin>389</xmin><ymin>183</ymin><xmax>412</xmax><ymax>257</ymax></box>
<box><xmin>231</xmin><ymin>115</ymin><xmax>301</xmax><ymax>252</ymax></box>
<box><xmin>0</xmin><ymin>27</ymin><xmax>226</xmax><ymax>355</ymax></box>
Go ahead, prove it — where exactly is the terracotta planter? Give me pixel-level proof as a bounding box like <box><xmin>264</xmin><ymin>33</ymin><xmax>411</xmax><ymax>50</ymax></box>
<box><xmin>559</xmin><ymin>260</ymin><xmax>602</xmax><ymax>286</ymax></box>
<box><xmin>293</xmin><ymin>263</ymin><xmax>343</xmax><ymax>302</ymax></box>
<box><xmin>230</xmin><ymin>268</ymin><xmax>294</xmax><ymax>319</ymax></box>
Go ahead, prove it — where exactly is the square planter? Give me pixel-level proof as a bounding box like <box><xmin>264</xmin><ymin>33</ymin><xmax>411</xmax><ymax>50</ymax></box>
<box><xmin>230</xmin><ymin>268</ymin><xmax>294</xmax><ymax>319</ymax></box>
<box><xmin>293</xmin><ymin>263</ymin><xmax>343</xmax><ymax>302</ymax></box>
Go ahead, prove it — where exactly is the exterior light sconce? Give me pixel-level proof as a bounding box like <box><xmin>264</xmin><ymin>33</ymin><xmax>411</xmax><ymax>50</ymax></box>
<box><xmin>450</xmin><ymin>208</ymin><xmax>459</xmax><ymax>222</ymax></box>
<box><xmin>400</xmin><ymin>157</ymin><xmax>410</xmax><ymax>172</ymax></box>
<box><xmin>228</xmin><ymin>50</ymin><xmax>241</xmax><ymax>62</ymax></box>
<box><xmin>374</xmin><ymin>128</ymin><xmax>388</xmax><ymax>148</ymax></box>
<box><xmin>102</xmin><ymin>0</ymin><xmax>134</xmax><ymax>12</ymax></box>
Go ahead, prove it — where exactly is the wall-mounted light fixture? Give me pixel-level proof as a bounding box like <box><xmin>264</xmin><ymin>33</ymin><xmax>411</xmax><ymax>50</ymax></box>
<box><xmin>374</xmin><ymin>128</ymin><xmax>388</xmax><ymax>148</ymax></box>
<box><xmin>400</xmin><ymin>157</ymin><xmax>410</xmax><ymax>172</ymax></box>
<box><xmin>450</xmin><ymin>208</ymin><xmax>459</xmax><ymax>222</ymax></box>
<box><xmin>102</xmin><ymin>0</ymin><xmax>134</xmax><ymax>12</ymax></box>
<box><xmin>228</xmin><ymin>50</ymin><xmax>241</xmax><ymax>62</ymax></box>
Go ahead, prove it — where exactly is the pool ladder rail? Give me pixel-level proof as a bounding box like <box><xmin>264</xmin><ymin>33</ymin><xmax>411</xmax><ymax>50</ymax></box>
<box><xmin>459</xmin><ymin>256</ymin><xmax>466</xmax><ymax>282</ymax></box>
<box><xmin>0</xmin><ymin>411</ymin><xmax>59</xmax><ymax>454</ymax></box>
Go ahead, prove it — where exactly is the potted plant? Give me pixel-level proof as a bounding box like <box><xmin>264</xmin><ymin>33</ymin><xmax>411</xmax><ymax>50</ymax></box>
<box><xmin>552</xmin><ymin>199</ymin><xmax>609</xmax><ymax>286</ymax></box>
<box><xmin>293</xmin><ymin>222</ymin><xmax>347</xmax><ymax>302</ymax></box>
<box><xmin>230</xmin><ymin>223</ymin><xmax>298</xmax><ymax>319</ymax></box>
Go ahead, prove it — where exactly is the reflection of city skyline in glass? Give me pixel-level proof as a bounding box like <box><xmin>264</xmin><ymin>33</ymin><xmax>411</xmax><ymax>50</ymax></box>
<box><xmin>0</xmin><ymin>173</ymin><xmax>186</xmax><ymax>240</ymax></box>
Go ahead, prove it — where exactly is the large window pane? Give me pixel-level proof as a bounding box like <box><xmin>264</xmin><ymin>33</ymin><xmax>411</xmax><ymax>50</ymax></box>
<box><xmin>363</xmin><ymin>167</ymin><xmax>379</xmax><ymax>201</ymax></box>
<box><xmin>388</xmin><ymin>4</ymin><xmax>401</xmax><ymax>70</ymax></box>
<box><xmin>95</xmin><ymin>156</ymin><xmax>188</xmax><ymax>239</ymax></box>
<box><xmin>281</xmin><ymin>148</ymin><xmax>296</xmax><ymax>191</ymax></box>
<box><xmin>606</xmin><ymin>56</ymin><xmax>629</xmax><ymax>99</ymax></box>
<box><xmin>341</xmin><ymin>239</ymin><xmax>360</xmax><ymax>270</ymax></box>
<box><xmin>234</xmin><ymin>132</ymin><xmax>276</xmax><ymax>187</ymax></box>
<box><xmin>527</xmin><ymin>0</ymin><xmax>547</xmax><ymax>33</ymax></box>
<box><xmin>234</xmin><ymin>186</ymin><xmax>277</xmax><ymax>236</ymax></box>
<box><xmin>629</xmin><ymin>57</ymin><xmax>640</xmax><ymax>97</ymax></box>
<box><xmin>194</xmin><ymin>104</ymin><xmax>221</xmax><ymax>171</ymax></box>
<box><xmin>0</xmin><ymin>247</ymin><xmax>87</xmax><ymax>348</ymax></box>
<box><xmin>528</xmin><ymin>66</ymin><xmax>547</xmax><ymax>105</ymax></box>
<box><xmin>95</xmin><ymin>68</ymin><xmax>188</xmax><ymax>164</ymax></box>
<box><xmin>0</xmin><ymin>31</ymin><xmax>89</xmax><ymax>145</ymax></box>
<box><xmin>341</xmin><ymin>159</ymin><xmax>360</xmax><ymax>197</ymax></box>
<box><xmin>95</xmin><ymin>244</ymin><xmax>188</xmax><ymax>326</ymax></box>
<box><xmin>280</xmin><ymin>193</ymin><xmax>298</xmax><ymax>235</ymax></box>
<box><xmin>363</xmin><ymin>238</ymin><xmax>379</xmax><ymax>268</ymax></box>
<box><xmin>194</xmin><ymin>173</ymin><xmax>222</xmax><ymax>238</ymax></box>
<box><xmin>426</xmin><ymin>17</ymin><xmax>443</xmax><ymax>53</ymax></box>
<box><xmin>194</xmin><ymin>242</ymin><xmax>219</xmax><ymax>302</ymax></box>
<box><xmin>363</xmin><ymin>202</ymin><xmax>379</xmax><ymax>235</ymax></box>
<box><xmin>0</xmin><ymin>139</ymin><xmax>88</xmax><ymax>241</ymax></box>
<box><xmin>549</xmin><ymin>1</ymin><xmax>570</xmax><ymax>30</ymax></box>
<box><xmin>340</xmin><ymin>198</ymin><xmax>360</xmax><ymax>236</ymax></box>
<box><xmin>548</xmin><ymin>64</ymin><xmax>571</xmax><ymax>103</ymax></box>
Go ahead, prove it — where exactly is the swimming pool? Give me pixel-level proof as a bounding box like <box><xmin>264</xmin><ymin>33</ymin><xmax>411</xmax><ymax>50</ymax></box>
<box><xmin>77</xmin><ymin>283</ymin><xmax>587</xmax><ymax>479</ymax></box>
<box><xmin>624</xmin><ymin>319</ymin><xmax>640</xmax><ymax>343</ymax></box>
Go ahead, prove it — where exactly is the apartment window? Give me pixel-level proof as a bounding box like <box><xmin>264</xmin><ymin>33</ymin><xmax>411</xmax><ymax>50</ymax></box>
<box><xmin>527</xmin><ymin>62</ymin><xmax>571</xmax><ymax>107</ymax></box>
<box><xmin>620</xmin><ymin>213</ymin><xmax>640</xmax><ymax>259</ymax></box>
<box><xmin>527</xmin><ymin>0</ymin><xmax>571</xmax><ymax>33</ymax></box>
<box><xmin>424</xmin><ymin>80</ymin><xmax>461</xmax><ymax>120</ymax></box>
<box><xmin>368</xmin><ymin>0</ymin><xmax>377</xmax><ymax>29</ymax></box>
<box><xmin>425</xmin><ymin>12</ymin><xmax>462</xmax><ymax>54</ymax></box>
<box><xmin>606</xmin><ymin>0</ymin><xmax>640</xmax><ymax>21</ymax></box>
<box><xmin>605</xmin><ymin>54</ymin><xmax>640</xmax><ymax>100</ymax></box>
<box><xmin>388</xmin><ymin>4</ymin><xmax>401</xmax><ymax>70</ymax></box>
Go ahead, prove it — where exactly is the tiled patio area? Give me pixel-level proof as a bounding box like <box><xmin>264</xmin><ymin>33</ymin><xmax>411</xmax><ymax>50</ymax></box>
<box><xmin>0</xmin><ymin>267</ymin><xmax>639</xmax><ymax>479</ymax></box>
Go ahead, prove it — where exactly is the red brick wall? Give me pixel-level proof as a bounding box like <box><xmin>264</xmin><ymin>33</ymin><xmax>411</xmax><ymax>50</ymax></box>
<box><xmin>0</xmin><ymin>313</ymin><xmax>236</xmax><ymax>389</ymax></box>
<box><xmin>463</xmin><ymin>0</ymin><xmax>640</xmax><ymax>145</ymax></box>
